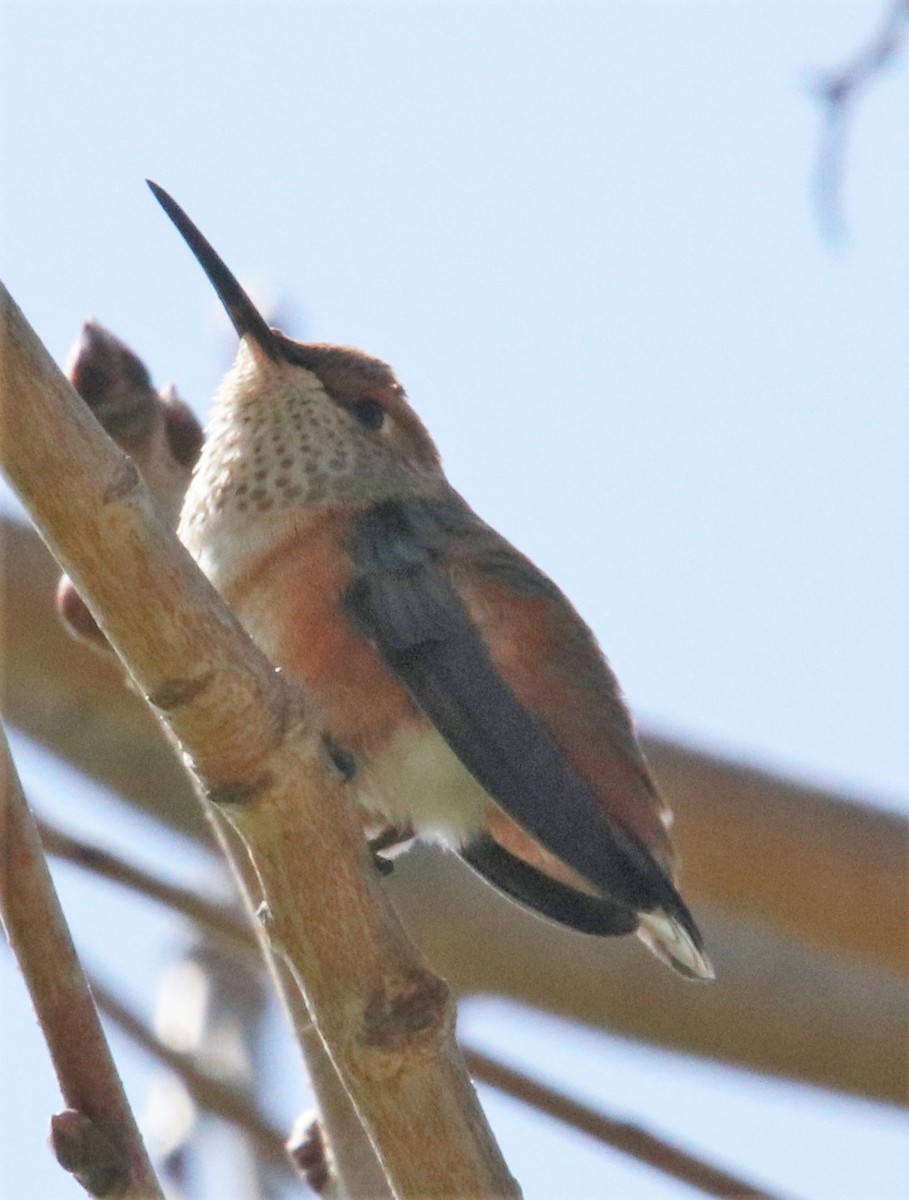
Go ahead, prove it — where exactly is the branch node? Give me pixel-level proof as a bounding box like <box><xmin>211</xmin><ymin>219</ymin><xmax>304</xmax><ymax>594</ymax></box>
<box><xmin>361</xmin><ymin>969</ymin><xmax>452</xmax><ymax>1055</ymax></box>
<box><xmin>287</xmin><ymin>1111</ymin><xmax>335</xmax><ymax>1195</ymax></box>
<box><xmin>148</xmin><ymin>671</ymin><xmax>216</xmax><ymax>712</ymax></box>
<box><xmin>102</xmin><ymin>457</ymin><xmax>142</xmax><ymax>506</ymax></box>
<box><xmin>203</xmin><ymin>774</ymin><xmax>276</xmax><ymax>809</ymax></box>
<box><xmin>56</xmin><ymin>573</ymin><xmax>107</xmax><ymax>648</ymax></box>
<box><xmin>49</xmin><ymin>1109</ymin><xmax>132</xmax><ymax>1199</ymax></box>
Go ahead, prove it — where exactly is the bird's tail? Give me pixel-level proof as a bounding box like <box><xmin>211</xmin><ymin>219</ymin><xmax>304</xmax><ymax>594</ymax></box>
<box><xmin>636</xmin><ymin>908</ymin><xmax>714</xmax><ymax>981</ymax></box>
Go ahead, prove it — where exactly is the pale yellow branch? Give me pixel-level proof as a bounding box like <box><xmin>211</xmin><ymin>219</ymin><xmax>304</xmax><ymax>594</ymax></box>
<box><xmin>57</xmin><ymin>318</ymin><xmax>391</xmax><ymax>1196</ymax></box>
<box><xmin>0</xmin><ymin>283</ymin><xmax>519</xmax><ymax>1198</ymax></box>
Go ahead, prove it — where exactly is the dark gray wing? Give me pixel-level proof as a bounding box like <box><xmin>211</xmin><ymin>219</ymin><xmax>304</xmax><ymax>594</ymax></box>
<box><xmin>344</xmin><ymin>498</ymin><xmax>700</xmax><ymax>939</ymax></box>
<box><xmin>461</xmin><ymin>835</ymin><xmax>637</xmax><ymax>935</ymax></box>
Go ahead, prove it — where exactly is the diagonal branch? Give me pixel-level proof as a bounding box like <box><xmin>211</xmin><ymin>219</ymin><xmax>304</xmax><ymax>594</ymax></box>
<box><xmin>5</xmin><ymin>517</ymin><xmax>906</xmax><ymax>1107</ymax></box>
<box><xmin>0</xmin><ymin>723</ymin><xmax>164</xmax><ymax>1199</ymax></box>
<box><xmin>38</xmin><ymin>816</ymin><xmax>257</xmax><ymax>958</ymax></box>
<box><xmin>5</xmin><ymin>508</ymin><xmax>905</xmax><ymax>979</ymax></box>
<box><xmin>55</xmin><ymin>318</ymin><xmax>391</xmax><ymax>1197</ymax></box>
<box><xmin>0</xmin><ymin>282</ymin><xmax>518</xmax><ymax>1198</ymax></box>
<box><xmin>465</xmin><ymin>1047</ymin><xmax>784</xmax><ymax>1200</ymax></box>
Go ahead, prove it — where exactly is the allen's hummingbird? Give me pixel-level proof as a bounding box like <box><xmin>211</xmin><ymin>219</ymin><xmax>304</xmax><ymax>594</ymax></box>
<box><xmin>149</xmin><ymin>182</ymin><xmax>713</xmax><ymax>980</ymax></box>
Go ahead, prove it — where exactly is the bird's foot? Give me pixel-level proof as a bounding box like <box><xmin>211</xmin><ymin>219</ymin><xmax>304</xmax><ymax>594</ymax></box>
<box><xmin>368</xmin><ymin>825</ymin><xmax>415</xmax><ymax>876</ymax></box>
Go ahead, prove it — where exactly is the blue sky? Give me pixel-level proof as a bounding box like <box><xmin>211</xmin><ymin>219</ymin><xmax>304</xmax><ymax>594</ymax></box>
<box><xmin>2</xmin><ymin>4</ymin><xmax>907</xmax><ymax>1198</ymax></box>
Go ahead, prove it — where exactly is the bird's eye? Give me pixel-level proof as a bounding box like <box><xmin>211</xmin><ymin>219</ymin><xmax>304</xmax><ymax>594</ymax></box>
<box><xmin>351</xmin><ymin>398</ymin><xmax>385</xmax><ymax>430</ymax></box>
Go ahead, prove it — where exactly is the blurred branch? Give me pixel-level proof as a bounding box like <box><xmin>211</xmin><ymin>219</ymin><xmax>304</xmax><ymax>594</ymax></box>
<box><xmin>644</xmin><ymin>737</ymin><xmax>907</xmax><ymax>977</ymax></box>
<box><xmin>0</xmin><ymin>286</ymin><xmax>519</xmax><ymax>1199</ymax></box>
<box><xmin>814</xmin><ymin>0</ymin><xmax>909</xmax><ymax>240</ymax></box>
<box><xmin>465</xmin><ymin>1047</ymin><xmax>782</xmax><ymax>1200</ymax></box>
<box><xmin>89</xmin><ymin>973</ymin><xmax>290</xmax><ymax>1172</ymax></box>
<box><xmin>38</xmin><ymin>819</ymin><xmax>280</xmax><ymax>1190</ymax></box>
<box><xmin>28</xmin><ymin>749</ymin><xmax>909</xmax><ymax>1111</ymax></box>
<box><xmin>391</xmin><ymin>850</ymin><xmax>908</xmax><ymax>1107</ymax></box>
<box><xmin>0</xmin><ymin>516</ymin><xmax>207</xmax><ymax>840</ymax></box>
<box><xmin>38</xmin><ymin>816</ymin><xmax>256</xmax><ymax>958</ymax></box>
<box><xmin>0</xmin><ymin>723</ymin><xmax>164</xmax><ymax>1199</ymax></box>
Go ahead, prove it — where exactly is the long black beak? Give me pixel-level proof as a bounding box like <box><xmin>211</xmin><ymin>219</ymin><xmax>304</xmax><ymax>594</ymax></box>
<box><xmin>147</xmin><ymin>181</ymin><xmax>283</xmax><ymax>361</ymax></box>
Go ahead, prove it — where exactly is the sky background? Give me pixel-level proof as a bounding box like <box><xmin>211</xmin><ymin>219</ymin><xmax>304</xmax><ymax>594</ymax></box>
<box><xmin>1</xmin><ymin>3</ymin><xmax>907</xmax><ymax>1198</ymax></box>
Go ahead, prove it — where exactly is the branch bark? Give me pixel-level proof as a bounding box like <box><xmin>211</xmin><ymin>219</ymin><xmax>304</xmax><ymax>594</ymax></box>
<box><xmin>0</xmin><ymin>723</ymin><xmax>164</xmax><ymax>1199</ymax></box>
<box><xmin>0</xmin><ymin>283</ymin><xmax>519</xmax><ymax>1198</ymax></box>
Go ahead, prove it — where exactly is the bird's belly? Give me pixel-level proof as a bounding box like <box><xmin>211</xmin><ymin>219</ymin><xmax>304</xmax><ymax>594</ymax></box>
<box><xmin>357</xmin><ymin>723</ymin><xmax>491</xmax><ymax>849</ymax></box>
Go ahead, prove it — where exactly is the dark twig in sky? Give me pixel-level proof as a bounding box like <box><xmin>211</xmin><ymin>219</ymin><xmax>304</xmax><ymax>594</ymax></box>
<box><xmin>814</xmin><ymin>0</ymin><xmax>909</xmax><ymax>241</ymax></box>
<box><xmin>38</xmin><ymin>817</ymin><xmax>257</xmax><ymax>958</ymax></box>
<box><xmin>464</xmin><ymin>1046</ymin><xmax>788</xmax><ymax>1200</ymax></box>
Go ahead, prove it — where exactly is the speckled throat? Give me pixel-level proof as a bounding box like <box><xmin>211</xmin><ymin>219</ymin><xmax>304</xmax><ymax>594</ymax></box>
<box><xmin>177</xmin><ymin>343</ymin><xmax>433</xmax><ymax>595</ymax></box>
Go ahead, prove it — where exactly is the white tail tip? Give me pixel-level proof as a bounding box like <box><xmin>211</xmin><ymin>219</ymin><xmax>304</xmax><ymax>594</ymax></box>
<box><xmin>637</xmin><ymin>910</ymin><xmax>715</xmax><ymax>981</ymax></box>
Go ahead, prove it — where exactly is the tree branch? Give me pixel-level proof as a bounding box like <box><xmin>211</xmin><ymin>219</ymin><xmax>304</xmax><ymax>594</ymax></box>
<box><xmin>56</xmin><ymin>319</ymin><xmax>391</xmax><ymax>1197</ymax></box>
<box><xmin>5</xmin><ymin>506</ymin><xmax>905</xmax><ymax>978</ymax></box>
<box><xmin>0</xmin><ymin>283</ymin><xmax>518</xmax><ymax>1197</ymax></box>
<box><xmin>38</xmin><ymin>816</ymin><xmax>256</xmax><ymax>959</ymax></box>
<box><xmin>0</xmin><ymin>723</ymin><xmax>164</xmax><ymax>1199</ymax></box>
<box><xmin>465</xmin><ymin>1047</ymin><xmax>782</xmax><ymax>1200</ymax></box>
<box><xmin>644</xmin><ymin>737</ymin><xmax>908</xmax><ymax>976</ymax></box>
<box><xmin>814</xmin><ymin>0</ymin><xmax>909</xmax><ymax>240</ymax></box>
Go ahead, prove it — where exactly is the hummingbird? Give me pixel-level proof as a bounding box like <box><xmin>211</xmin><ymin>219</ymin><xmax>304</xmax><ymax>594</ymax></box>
<box><xmin>148</xmin><ymin>182</ymin><xmax>713</xmax><ymax>981</ymax></box>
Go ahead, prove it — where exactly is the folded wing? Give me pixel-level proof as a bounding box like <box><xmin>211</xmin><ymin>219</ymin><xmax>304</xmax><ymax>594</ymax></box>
<box><xmin>343</xmin><ymin>497</ymin><xmax>705</xmax><ymax>962</ymax></box>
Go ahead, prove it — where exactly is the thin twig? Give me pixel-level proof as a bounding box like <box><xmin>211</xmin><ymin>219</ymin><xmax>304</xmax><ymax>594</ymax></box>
<box><xmin>88</xmin><ymin>973</ymin><xmax>291</xmax><ymax>1172</ymax></box>
<box><xmin>814</xmin><ymin>0</ymin><xmax>909</xmax><ymax>240</ymax></box>
<box><xmin>0</xmin><ymin>724</ymin><xmax>165</xmax><ymax>1199</ymax></box>
<box><xmin>38</xmin><ymin>816</ymin><xmax>257</xmax><ymax>957</ymax></box>
<box><xmin>465</xmin><ymin>1047</ymin><xmax>786</xmax><ymax>1200</ymax></box>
